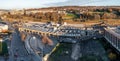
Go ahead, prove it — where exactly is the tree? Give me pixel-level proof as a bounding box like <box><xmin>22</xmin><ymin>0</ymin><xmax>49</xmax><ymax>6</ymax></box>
<box><xmin>94</xmin><ymin>14</ymin><xmax>100</xmax><ymax>20</ymax></box>
<box><xmin>108</xmin><ymin>52</ymin><xmax>117</xmax><ymax>60</ymax></box>
<box><xmin>58</xmin><ymin>15</ymin><xmax>63</xmax><ymax>24</ymax></box>
<box><xmin>107</xmin><ymin>8</ymin><xmax>113</xmax><ymax>13</ymax></box>
<box><xmin>102</xmin><ymin>13</ymin><xmax>109</xmax><ymax>19</ymax></box>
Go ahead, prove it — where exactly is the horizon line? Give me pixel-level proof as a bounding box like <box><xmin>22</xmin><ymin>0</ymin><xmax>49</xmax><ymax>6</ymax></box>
<box><xmin>1</xmin><ymin>5</ymin><xmax>120</xmax><ymax>10</ymax></box>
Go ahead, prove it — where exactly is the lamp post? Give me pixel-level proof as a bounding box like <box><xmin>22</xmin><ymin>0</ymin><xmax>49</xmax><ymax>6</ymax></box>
<box><xmin>0</xmin><ymin>38</ymin><xmax>3</xmax><ymax>53</ymax></box>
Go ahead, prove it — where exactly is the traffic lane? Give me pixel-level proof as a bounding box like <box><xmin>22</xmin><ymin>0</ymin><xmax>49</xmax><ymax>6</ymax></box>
<box><xmin>10</xmin><ymin>29</ymin><xmax>30</xmax><ymax>61</ymax></box>
<box><xmin>25</xmin><ymin>34</ymin><xmax>43</xmax><ymax>61</ymax></box>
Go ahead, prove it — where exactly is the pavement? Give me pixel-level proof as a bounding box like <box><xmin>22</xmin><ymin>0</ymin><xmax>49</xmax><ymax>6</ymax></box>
<box><xmin>71</xmin><ymin>43</ymin><xmax>81</xmax><ymax>60</ymax></box>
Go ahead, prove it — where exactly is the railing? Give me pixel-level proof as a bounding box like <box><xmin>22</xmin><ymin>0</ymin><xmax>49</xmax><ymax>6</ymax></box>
<box><xmin>19</xmin><ymin>27</ymin><xmax>94</xmax><ymax>37</ymax></box>
<box><xmin>104</xmin><ymin>28</ymin><xmax>120</xmax><ymax>52</ymax></box>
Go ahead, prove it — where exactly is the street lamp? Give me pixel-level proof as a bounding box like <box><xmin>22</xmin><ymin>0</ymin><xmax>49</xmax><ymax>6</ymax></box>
<box><xmin>0</xmin><ymin>38</ymin><xmax>3</xmax><ymax>53</ymax></box>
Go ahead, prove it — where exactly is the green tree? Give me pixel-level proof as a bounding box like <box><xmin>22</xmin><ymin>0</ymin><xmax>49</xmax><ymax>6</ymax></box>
<box><xmin>108</xmin><ymin>52</ymin><xmax>117</xmax><ymax>60</ymax></box>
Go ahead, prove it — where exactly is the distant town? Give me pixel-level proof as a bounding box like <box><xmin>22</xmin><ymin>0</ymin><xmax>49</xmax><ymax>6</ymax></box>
<box><xmin>0</xmin><ymin>6</ymin><xmax>120</xmax><ymax>25</ymax></box>
<box><xmin>0</xmin><ymin>6</ymin><xmax>120</xmax><ymax>61</ymax></box>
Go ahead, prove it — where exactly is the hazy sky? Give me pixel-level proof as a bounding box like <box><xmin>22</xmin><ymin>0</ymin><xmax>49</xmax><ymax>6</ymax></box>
<box><xmin>0</xmin><ymin>0</ymin><xmax>120</xmax><ymax>9</ymax></box>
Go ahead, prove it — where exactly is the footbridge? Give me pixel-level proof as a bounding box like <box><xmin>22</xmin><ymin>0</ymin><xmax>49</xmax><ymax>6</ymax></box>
<box><xmin>19</xmin><ymin>26</ymin><xmax>94</xmax><ymax>38</ymax></box>
<box><xmin>104</xmin><ymin>27</ymin><xmax>120</xmax><ymax>52</ymax></box>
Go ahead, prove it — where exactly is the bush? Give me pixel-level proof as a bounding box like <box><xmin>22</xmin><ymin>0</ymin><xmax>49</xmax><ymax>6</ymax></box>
<box><xmin>0</xmin><ymin>42</ymin><xmax>8</xmax><ymax>55</ymax></box>
<box><xmin>108</xmin><ymin>52</ymin><xmax>117</xmax><ymax>60</ymax></box>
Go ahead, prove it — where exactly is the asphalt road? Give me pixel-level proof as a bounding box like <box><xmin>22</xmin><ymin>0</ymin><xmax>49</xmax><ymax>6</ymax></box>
<box><xmin>9</xmin><ymin>29</ymin><xmax>31</xmax><ymax>61</ymax></box>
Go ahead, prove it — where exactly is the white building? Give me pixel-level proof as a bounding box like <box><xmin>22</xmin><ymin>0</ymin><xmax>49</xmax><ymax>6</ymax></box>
<box><xmin>0</xmin><ymin>22</ymin><xmax>8</xmax><ymax>32</ymax></box>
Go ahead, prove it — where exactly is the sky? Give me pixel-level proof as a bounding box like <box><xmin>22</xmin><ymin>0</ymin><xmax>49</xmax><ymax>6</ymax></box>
<box><xmin>0</xmin><ymin>0</ymin><xmax>120</xmax><ymax>9</ymax></box>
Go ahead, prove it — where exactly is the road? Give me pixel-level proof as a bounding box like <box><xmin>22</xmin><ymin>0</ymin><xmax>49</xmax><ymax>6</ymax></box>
<box><xmin>9</xmin><ymin>29</ymin><xmax>31</xmax><ymax>61</ymax></box>
<box><xmin>24</xmin><ymin>34</ymin><xmax>43</xmax><ymax>61</ymax></box>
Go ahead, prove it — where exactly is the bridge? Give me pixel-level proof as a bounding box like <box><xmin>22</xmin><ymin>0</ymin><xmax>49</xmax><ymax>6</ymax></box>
<box><xmin>104</xmin><ymin>27</ymin><xmax>120</xmax><ymax>52</ymax></box>
<box><xmin>18</xmin><ymin>23</ymin><xmax>94</xmax><ymax>38</ymax></box>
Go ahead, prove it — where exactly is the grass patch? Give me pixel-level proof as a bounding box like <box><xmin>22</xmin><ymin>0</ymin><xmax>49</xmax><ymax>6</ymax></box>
<box><xmin>49</xmin><ymin>43</ymin><xmax>72</xmax><ymax>61</ymax></box>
